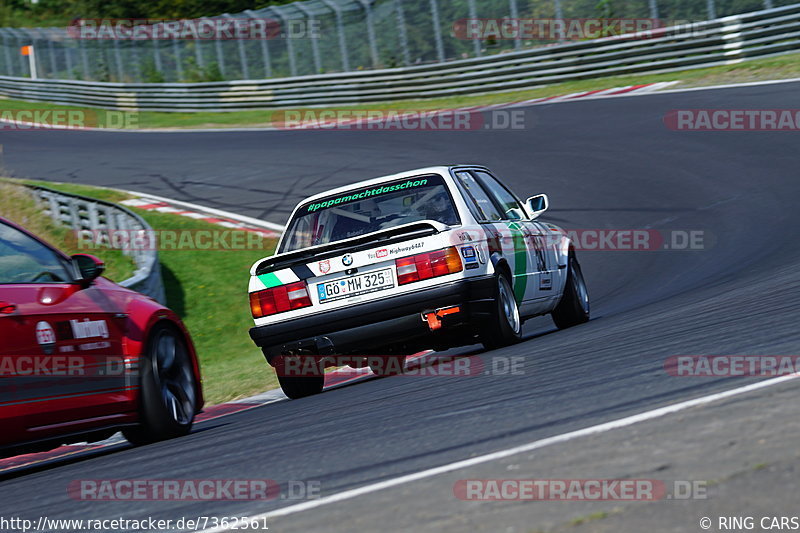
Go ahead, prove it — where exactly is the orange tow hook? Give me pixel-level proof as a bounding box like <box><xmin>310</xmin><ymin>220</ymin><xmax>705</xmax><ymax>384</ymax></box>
<box><xmin>423</xmin><ymin>306</ymin><xmax>461</xmax><ymax>331</ymax></box>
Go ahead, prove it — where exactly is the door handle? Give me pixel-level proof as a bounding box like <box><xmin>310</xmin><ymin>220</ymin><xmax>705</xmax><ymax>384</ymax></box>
<box><xmin>0</xmin><ymin>301</ymin><xmax>17</xmax><ymax>314</ymax></box>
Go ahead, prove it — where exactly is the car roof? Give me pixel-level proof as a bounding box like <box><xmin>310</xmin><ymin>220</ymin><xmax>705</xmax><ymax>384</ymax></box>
<box><xmin>294</xmin><ymin>165</ymin><xmax>487</xmax><ymax>206</ymax></box>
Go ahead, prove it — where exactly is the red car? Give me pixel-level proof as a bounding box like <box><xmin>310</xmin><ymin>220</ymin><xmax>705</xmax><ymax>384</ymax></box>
<box><xmin>0</xmin><ymin>216</ymin><xmax>203</xmax><ymax>457</ymax></box>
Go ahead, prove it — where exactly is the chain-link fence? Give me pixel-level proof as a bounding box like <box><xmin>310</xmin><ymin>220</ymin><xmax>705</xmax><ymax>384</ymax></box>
<box><xmin>0</xmin><ymin>0</ymin><xmax>794</xmax><ymax>82</ymax></box>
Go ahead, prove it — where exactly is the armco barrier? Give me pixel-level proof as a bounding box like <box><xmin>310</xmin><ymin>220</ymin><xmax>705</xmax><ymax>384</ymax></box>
<box><xmin>0</xmin><ymin>0</ymin><xmax>782</xmax><ymax>84</ymax></box>
<box><xmin>0</xmin><ymin>4</ymin><xmax>798</xmax><ymax>112</ymax></box>
<box><xmin>29</xmin><ymin>185</ymin><xmax>166</xmax><ymax>304</ymax></box>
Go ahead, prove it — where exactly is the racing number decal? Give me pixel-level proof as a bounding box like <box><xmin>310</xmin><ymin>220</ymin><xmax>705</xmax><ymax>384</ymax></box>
<box><xmin>505</xmin><ymin>222</ymin><xmax>528</xmax><ymax>304</ymax></box>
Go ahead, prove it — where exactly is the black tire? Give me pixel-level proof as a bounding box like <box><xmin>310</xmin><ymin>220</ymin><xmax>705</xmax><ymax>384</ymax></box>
<box><xmin>274</xmin><ymin>355</ymin><xmax>325</xmax><ymax>399</ymax></box>
<box><xmin>123</xmin><ymin>324</ymin><xmax>197</xmax><ymax>446</ymax></box>
<box><xmin>552</xmin><ymin>251</ymin><xmax>590</xmax><ymax>329</ymax></box>
<box><xmin>368</xmin><ymin>355</ymin><xmax>407</xmax><ymax>376</ymax></box>
<box><xmin>481</xmin><ymin>271</ymin><xmax>523</xmax><ymax>350</ymax></box>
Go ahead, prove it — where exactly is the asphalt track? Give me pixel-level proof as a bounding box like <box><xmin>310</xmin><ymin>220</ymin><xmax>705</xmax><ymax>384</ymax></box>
<box><xmin>0</xmin><ymin>81</ymin><xmax>799</xmax><ymax>532</ymax></box>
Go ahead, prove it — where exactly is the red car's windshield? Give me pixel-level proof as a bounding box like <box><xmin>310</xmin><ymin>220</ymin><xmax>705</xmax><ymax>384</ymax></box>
<box><xmin>0</xmin><ymin>222</ymin><xmax>72</xmax><ymax>284</ymax></box>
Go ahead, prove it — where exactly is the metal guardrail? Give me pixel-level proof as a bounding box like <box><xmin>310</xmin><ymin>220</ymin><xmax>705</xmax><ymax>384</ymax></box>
<box><xmin>29</xmin><ymin>185</ymin><xmax>166</xmax><ymax>304</ymax></box>
<box><xmin>0</xmin><ymin>0</ymin><xmax>787</xmax><ymax>84</ymax></box>
<box><xmin>0</xmin><ymin>4</ymin><xmax>799</xmax><ymax>111</ymax></box>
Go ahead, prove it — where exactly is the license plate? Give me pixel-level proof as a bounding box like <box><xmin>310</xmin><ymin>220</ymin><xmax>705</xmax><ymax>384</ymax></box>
<box><xmin>317</xmin><ymin>268</ymin><xmax>394</xmax><ymax>303</ymax></box>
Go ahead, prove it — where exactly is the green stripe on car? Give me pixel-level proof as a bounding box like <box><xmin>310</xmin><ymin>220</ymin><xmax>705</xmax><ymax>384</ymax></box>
<box><xmin>256</xmin><ymin>269</ymin><xmax>301</xmax><ymax>289</ymax></box>
<box><xmin>257</xmin><ymin>272</ymin><xmax>283</xmax><ymax>289</ymax></box>
<box><xmin>506</xmin><ymin>222</ymin><xmax>528</xmax><ymax>304</ymax></box>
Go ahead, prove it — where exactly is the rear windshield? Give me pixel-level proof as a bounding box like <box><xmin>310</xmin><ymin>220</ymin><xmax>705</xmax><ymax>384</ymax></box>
<box><xmin>280</xmin><ymin>175</ymin><xmax>460</xmax><ymax>252</ymax></box>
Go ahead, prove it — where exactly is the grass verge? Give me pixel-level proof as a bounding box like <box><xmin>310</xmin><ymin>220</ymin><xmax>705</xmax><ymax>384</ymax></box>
<box><xmin>1</xmin><ymin>179</ymin><xmax>279</xmax><ymax>404</ymax></box>
<box><xmin>1</xmin><ymin>52</ymin><xmax>799</xmax><ymax>130</ymax></box>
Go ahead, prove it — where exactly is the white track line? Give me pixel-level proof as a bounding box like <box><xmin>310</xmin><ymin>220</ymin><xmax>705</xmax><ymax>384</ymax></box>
<box><xmin>198</xmin><ymin>373</ymin><xmax>798</xmax><ymax>532</ymax></box>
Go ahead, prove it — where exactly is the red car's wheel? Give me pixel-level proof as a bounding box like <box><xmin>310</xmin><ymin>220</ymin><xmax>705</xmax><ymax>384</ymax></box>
<box><xmin>123</xmin><ymin>323</ymin><xmax>198</xmax><ymax>445</ymax></box>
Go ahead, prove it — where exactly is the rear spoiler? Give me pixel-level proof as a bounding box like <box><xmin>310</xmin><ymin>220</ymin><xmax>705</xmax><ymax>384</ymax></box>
<box><xmin>254</xmin><ymin>221</ymin><xmax>449</xmax><ymax>275</ymax></box>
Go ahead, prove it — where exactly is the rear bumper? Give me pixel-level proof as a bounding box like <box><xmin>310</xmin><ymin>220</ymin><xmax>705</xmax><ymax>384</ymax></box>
<box><xmin>249</xmin><ymin>275</ymin><xmax>495</xmax><ymax>359</ymax></box>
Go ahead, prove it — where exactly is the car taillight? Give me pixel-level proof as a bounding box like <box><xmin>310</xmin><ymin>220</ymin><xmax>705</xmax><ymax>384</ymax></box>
<box><xmin>250</xmin><ymin>281</ymin><xmax>312</xmax><ymax>318</ymax></box>
<box><xmin>395</xmin><ymin>247</ymin><xmax>463</xmax><ymax>285</ymax></box>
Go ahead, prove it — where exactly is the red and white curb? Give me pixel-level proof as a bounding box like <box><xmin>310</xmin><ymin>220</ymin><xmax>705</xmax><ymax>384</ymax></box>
<box><xmin>474</xmin><ymin>81</ymin><xmax>679</xmax><ymax>109</ymax></box>
<box><xmin>270</xmin><ymin>82</ymin><xmax>680</xmax><ymax>130</ymax></box>
<box><xmin>119</xmin><ymin>193</ymin><xmax>283</xmax><ymax>238</ymax></box>
<box><xmin>0</xmin><ymin>350</ymin><xmax>443</xmax><ymax>474</ymax></box>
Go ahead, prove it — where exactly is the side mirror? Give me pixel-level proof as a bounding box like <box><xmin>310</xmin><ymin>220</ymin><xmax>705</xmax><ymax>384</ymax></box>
<box><xmin>525</xmin><ymin>194</ymin><xmax>549</xmax><ymax>220</ymax></box>
<box><xmin>71</xmin><ymin>254</ymin><xmax>105</xmax><ymax>286</ymax></box>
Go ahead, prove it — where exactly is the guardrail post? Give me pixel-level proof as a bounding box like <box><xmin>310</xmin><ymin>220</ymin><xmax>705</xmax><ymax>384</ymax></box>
<box><xmin>172</xmin><ymin>37</ymin><xmax>184</xmax><ymax>81</ymax></box>
<box><xmin>40</xmin><ymin>29</ymin><xmax>58</xmax><ymax>79</ymax></box>
<box><xmin>7</xmin><ymin>29</ymin><xmax>29</xmax><ymax>76</ymax></box>
<box><xmin>213</xmin><ymin>20</ymin><xmax>227</xmax><ymax>78</ymax></box>
<box><xmin>269</xmin><ymin>6</ymin><xmax>298</xmax><ymax>76</ymax></box>
<box><xmin>320</xmin><ymin>0</ymin><xmax>350</xmax><ymax>71</ymax></box>
<box><xmin>468</xmin><ymin>0</ymin><xmax>481</xmax><ymax>57</ymax></box>
<box><xmin>48</xmin><ymin>33</ymin><xmax>58</xmax><ymax>79</ymax></box>
<box><xmin>429</xmin><ymin>0</ymin><xmax>446</xmax><ymax>62</ymax></box>
<box><xmin>509</xmin><ymin>0</ymin><xmax>521</xmax><ymax>50</ymax></box>
<box><xmin>356</xmin><ymin>0</ymin><xmax>380</xmax><ymax>68</ymax></box>
<box><xmin>649</xmin><ymin>0</ymin><xmax>660</xmax><ymax>20</ymax></box>
<box><xmin>193</xmin><ymin>18</ymin><xmax>209</xmax><ymax>77</ymax></box>
<box><xmin>77</xmin><ymin>35</ymin><xmax>90</xmax><ymax>79</ymax></box>
<box><xmin>245</xmin><ymin>9</ymin><xmax>272</xmax><ymax>78</ymax></box>
<box><xmin>294</xmin><ymin>3</ymin><xmax>321</xmax><ymax>74</ymax></box>
<box><xmin>0</xmin><ymin>29</ymin><xmax>14</xmax><ymax>76</ymax></box>
<box><xmin>152</xmin><ymin>34</ymin><xmax>163</xmax><ymax>77</ymax></box>
<box><xmin>130</xmin><ymin>42</ymin><xmax>142</xmax><ymax>83</ymax></box>
<box><xmin>258</xmin><ymin>29</ymin><xmax>272</xmax><ymax>78</ymax></box>
<box><xmin>395</xmin><ymin>0</ymin><xmax>411</xmax><ymax>66</ymax></box>
<box><xmin>193</xmin><ymin>38</ymin><xmax>205</xmax><ymax>71</ymax></box>
<box><xmin>706</xmin><ymin>0</ymin><xmax>717</xmax><ymax>20</ymax></box>
<box><xmin>64</xmin><ymin>37</ymin><xmax>74</xmax><ymax>79</ymax></box>
<box><xmin>113</xmin><ymin>37</ymin><xmax>124</xmax><ymax>81</ymax></box>
<box><xmin>553</xmin><ymin>0</ymin><xmax>565</xmax><ymax>42</ymax></box>
<box><xmin>225</xmin><ymin>14</ymin><xmax>250</xmax><ymax>80</ymax></box>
